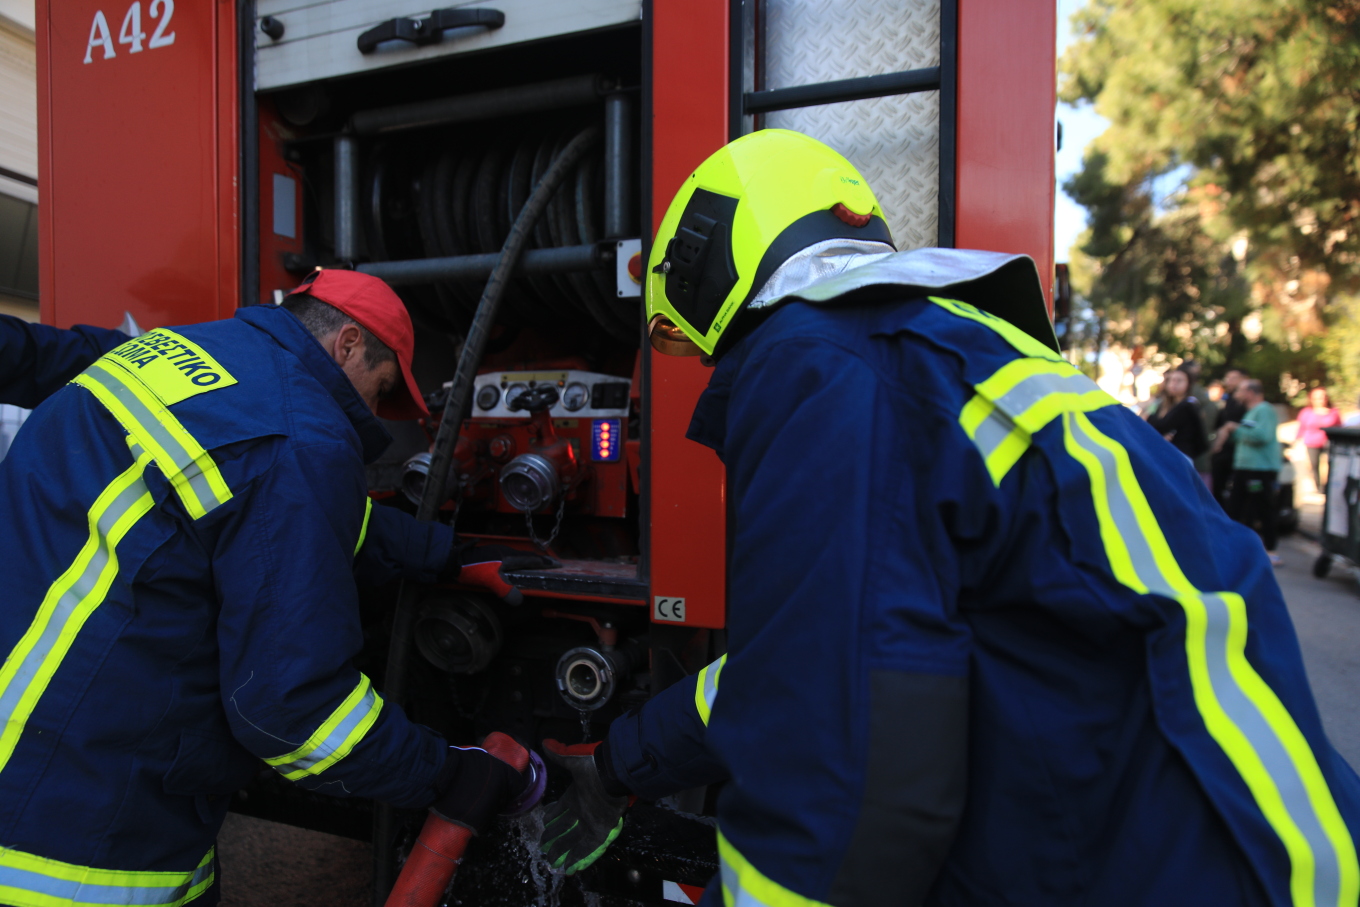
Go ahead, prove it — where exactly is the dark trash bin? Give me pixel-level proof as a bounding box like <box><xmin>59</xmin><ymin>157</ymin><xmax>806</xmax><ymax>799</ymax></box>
<box><xmin>1312</xmin><ymin>427</ymin><xmax>1360</xmax><ymax>579</ymax></box>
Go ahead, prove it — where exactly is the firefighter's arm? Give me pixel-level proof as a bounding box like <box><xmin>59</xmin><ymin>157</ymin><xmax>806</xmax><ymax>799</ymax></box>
<box><xmin>708</xmin><ymin>335</ymin><xmax>972</xmax><ymax>907</ymax></box>
<box><xmin>600</xmin><ymin>657</ymin><xmax>730</xmax><ymax>798</ymax></box>
<box><xmin>352</xmin><ymin>500</ymin><xmax>454</xmax><ymax>586</ymax></box>
<box><xmin>212</xmin><ymin>441</ymin><xmax>448</xmax><ymax>808</ymax></box>
<box><xmin>536</xmin><ymin>659</ymin><xmax>730</xmax><ymax>874</ymax></box>
<box><xmin>0</xmin><ymin>314</ymin><xmax>128</xmax><ymax>409</ymax></box>
<box><xmin>353</xmin><ymin>500</ymin><xmax>552</xmax><ymax>604</ymax></box>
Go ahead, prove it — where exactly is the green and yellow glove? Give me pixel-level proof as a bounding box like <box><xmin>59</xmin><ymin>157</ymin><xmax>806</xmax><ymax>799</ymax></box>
<box><xmin>539</xmin><ymin>738</ymin><xmax>632</xmax><ymax>874</ymax></box>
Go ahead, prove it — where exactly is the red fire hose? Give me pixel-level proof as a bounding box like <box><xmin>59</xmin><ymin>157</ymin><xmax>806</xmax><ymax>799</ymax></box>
<box><xmin>383</xmin><ymin>732</ymin><xmax>547</xmax><ymax>907</ymax></box>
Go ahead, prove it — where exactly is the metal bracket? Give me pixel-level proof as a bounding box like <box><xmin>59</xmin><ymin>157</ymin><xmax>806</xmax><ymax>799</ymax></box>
<box><xmin>357</xmin><ymin>8</ymin><xmax>505</xmax><ymax>55</ymax></box>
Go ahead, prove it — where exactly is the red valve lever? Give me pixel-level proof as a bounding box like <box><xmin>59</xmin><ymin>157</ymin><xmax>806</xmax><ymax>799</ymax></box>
<box><xmin>383</xmin><ymin>732</ymin><xmax>533</xmax><ymax>907</ymax></box>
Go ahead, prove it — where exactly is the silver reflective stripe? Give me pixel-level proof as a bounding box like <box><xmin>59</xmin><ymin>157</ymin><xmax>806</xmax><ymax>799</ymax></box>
<box><xmin>271</xmin><ymin>683</ymin><xmax>379</xmax><ymax>777</ymax></box>
<box><xmin>703</xmin><ymin>658</ymin><xmax>723</xmax><ymax>714</ymax></box>
<box><xmin>992</xmin><ymin>370</ymin><xmax>1101</xmax><ymax>420</ymax></box>
<box><xmin>0</xmin><ymin>468</ymin><xmax>150</xmax><ymax>736</ymax></box>
<box><xmin>82</xmin><ymin>364</ymin><xmax>225</xmax><ymax>516</ymax></box>
<box><xmin>1066</xmin><ymin>414</ymin><xmax>1342</xmax><ymax>906</ymax></box>
<box><xmin>0</xmin><ymin>849</ymin><xmax>214</xmax><ymax>906</ymax></box>
<box><xmin>720</xmin><ymin>854</ymin><xmax>760</xmax><ymax>907</ymax></box>
<box><xmin>969</xmin><ymin>405</ymin><xmax>1020</xmax><ymax>463</ymax></box>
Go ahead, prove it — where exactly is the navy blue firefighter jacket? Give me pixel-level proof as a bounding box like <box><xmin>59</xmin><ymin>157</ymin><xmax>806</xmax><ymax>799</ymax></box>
<box><xmin>601</xmin><ymin>276</ymin><xmax>1360</xmax><ymax>906</ymax></box>
<box><xmin>0</xmin><ymin>313</ymin><xmax>130</xmax><ymax>409</ymax></box>
<box><xmin>0</xmin><ymin>311</ymin><xmax>450</xmax><ymax>587</ymax></box>
<box><xmin>0</xmin><ymin>305</ymin><xmax>453</xmax><ymax>906</ymax></box>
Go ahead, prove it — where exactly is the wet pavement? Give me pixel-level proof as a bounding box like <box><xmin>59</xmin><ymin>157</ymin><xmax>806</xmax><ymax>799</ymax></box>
<box><xmin>217</xmin><ymin>812</ymin><xmax>370</xmax><ymax>907</ymax></box>
<box><xmin>1275</xmin><ymin>455</ymin><xmax>1360</xmax><ymax>768</ymax></box>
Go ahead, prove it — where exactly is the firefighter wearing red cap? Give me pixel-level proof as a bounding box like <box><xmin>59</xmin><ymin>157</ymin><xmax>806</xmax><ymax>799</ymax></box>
<box><xmin>0</xmin><ymin>270</ymin><xmax>541</xmax><ymax>905</ymax></box>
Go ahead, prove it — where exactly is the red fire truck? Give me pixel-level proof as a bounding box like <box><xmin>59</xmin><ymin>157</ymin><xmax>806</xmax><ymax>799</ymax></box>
<box><xmin>36</xmin><ymin>1</ymin><xmax>1055</xmax><ymax>903</ymax></box>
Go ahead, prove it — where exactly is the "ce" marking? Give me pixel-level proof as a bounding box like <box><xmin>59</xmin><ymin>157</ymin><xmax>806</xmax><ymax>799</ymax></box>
<box><xmin>653</xmin><ymin>596</ymin><xmax>686</xmax><ymax>623</ymax></box>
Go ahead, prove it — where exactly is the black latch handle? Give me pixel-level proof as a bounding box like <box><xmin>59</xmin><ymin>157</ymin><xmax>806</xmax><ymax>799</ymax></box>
<box><xmin>358</xmin><ymin>8</ymin><xmax>505</xmax><ymax>55</ymax></box>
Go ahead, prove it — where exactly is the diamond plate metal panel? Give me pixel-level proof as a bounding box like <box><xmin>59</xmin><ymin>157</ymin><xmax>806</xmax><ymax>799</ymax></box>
<box><xmin>762</xmin><ymin>0</ymin><xmax>941</xmax><ymax>249</ymax></box>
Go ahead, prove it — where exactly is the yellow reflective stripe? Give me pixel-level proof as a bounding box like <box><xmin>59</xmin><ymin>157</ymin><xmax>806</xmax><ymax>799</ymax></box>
<box><xmin>718</xmin><ymin>830</ymin><xmax>829</xmax><ymax>907</ymax></box>
<box><xmin>355</xmin><ymin>497</ymin><xmax>373</xmax><ymax>556</ymax></box>
<box><xmin>264</xmin><ymin>674</ymin><xmax>384</xmax><ymax>780</ymax></box>
<box><xmin>959</xmin><ymin>395</ymin><xmax>1030</xmax><ymax>486</ymax></box>
<box><xmin>959</xmin><ymin>357</ymin><xmax>1118</xmax><ymax>486</ymax></box>
<box><xmin>1063</xmin><ymin>411</ymin><xmax>1358</xmax><ymax>907</ymax></box>
<box><xmin>694</xmin><ymin>655</ymin><xmax>727</xmax><ymax>726</ymax></box>
<box><xmin>0</xmin><ymin>844</ymin><xmax>213</xmax><ymax>907</ymax></box>
<box><xmin>72</xmin><ymin>361</ymin><xmax>232</xmax><ymax>520</ymax></box>
<box><xmin>974</xmin><ymin>358</ymin><xmax>1115</xmax><ymax>435</ymax></box>
<box><xmin>0</xmin><ymin>446</ymin><xmax>156</xmax><ymax>773</ymax></box>
<box><xmin>928</xmin><ymin>296</ymin><xmax>1063</xmax><ymax>362</ymax></box>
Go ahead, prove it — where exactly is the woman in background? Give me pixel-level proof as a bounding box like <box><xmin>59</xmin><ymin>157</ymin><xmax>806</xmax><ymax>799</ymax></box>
<box><xmin>1296</xmin><ymin>386</ymin><xmax>1340</xmax><ymax>495</ymax></box>
<box><xmin>1146</xmin><ymin>367</ymin><xmax>1208</xmax><ymax>467</ymax></box>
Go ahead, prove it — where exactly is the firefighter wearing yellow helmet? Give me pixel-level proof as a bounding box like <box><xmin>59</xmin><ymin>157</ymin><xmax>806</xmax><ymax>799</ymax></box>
<box><xmin>540</xmin><ymin>129</ymin><xmax>1360</xmax><ymax>907</ymax></box>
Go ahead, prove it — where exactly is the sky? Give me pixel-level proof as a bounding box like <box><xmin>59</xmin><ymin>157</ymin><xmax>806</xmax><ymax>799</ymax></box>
<box><xmin>1054</xmin><ymin>0</ymin><xmax>1109</xmax><ymax>264</ymax></box>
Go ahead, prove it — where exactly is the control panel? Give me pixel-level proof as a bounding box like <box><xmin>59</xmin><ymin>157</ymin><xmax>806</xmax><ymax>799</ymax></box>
<box><xmin>472</xmin><ymin>370</ymin><xmax>631</xmax><ymax>419</ymax></box>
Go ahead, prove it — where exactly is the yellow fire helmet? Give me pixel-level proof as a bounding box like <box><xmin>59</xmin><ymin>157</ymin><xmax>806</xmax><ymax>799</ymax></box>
<box><xmin>646</xmin><ymin>129</ymin><xmax>894</xmax><ymax>357</ymax></box>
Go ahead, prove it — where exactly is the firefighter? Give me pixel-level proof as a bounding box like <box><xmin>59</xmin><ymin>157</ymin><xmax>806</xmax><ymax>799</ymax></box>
<box><xmin>0</xmin><ymin>313</ymin><xmax>129</xmax><ymax>409</ymax></box>
<box><xmin>538</xmin><ymin>130</ymin><xmax>1360</xmax><ymax>906</ymax></box>
<box><xmin>0</xmin><ymin>304</ymin><xmax>529</xmax><ymax>596</ymax></box>
<box><xmin>0</xmin><ymin>269</ymin><xmax>543</xmax><ymax>905</ymax></box>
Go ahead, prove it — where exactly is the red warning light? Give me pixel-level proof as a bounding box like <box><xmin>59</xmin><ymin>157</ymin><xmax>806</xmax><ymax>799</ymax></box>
<box><xmin>592</xmin><ymin>419</ymin><xmax>622</xmax><ymax>461</ymax></box>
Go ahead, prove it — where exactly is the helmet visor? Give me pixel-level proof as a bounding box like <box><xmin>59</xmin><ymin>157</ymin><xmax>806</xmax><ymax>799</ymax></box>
<box><xmin>648</xmin><ymin>314</ymin><xmax>704</xmax><ymax>356</ymax></box>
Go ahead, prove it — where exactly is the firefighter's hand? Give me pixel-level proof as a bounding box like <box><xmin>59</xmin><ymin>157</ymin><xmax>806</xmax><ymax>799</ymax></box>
<box><xmin>539</xmin><ymin>739</ymin><xmax>631</xmax><ymax>874</ymax></box>
<box><xmin>441</xmin><ymin>542</ymin><xmax>557</xmax><ymax>605</ymax></box>
<box><xmin>431</xmin><ymin>744</ymin><xmax>531</xmax><ymax>835</ymax></box>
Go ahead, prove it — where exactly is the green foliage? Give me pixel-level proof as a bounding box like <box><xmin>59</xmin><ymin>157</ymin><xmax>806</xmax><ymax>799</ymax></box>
<box><xmin>1060</xmin><ymin>0</ymin><xmax>1360</xmax><ymax>398</ymax></box>
<box><xmin>1321</xmin><ymin>295</ymin><xmax>1360</xmax><ymax>408</ymax></box>
<box><xmin>1061</xmin><ymin>0</ymin><xmax>1360</xmax><ymax>291</ymax></box>
<box><xmin>1063</xmin><ymin>151</ymin><xmax>1253</xmax><ymax>368</ymax></box>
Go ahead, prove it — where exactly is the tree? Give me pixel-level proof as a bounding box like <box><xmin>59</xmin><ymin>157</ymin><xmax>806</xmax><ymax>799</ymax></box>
<box><xmin>1064</xmin><ymin>150</ymin><xmax>1252</xmax><ymax>368</ymax></box>
<box><xmin>1060</xmin><ymin>0</ymin><xmax>1360</xmax><ymax>397</ymax></box>
<box><xmin>1062</xmin><ymin>0</ymin><xmax>1360</xmax><ymax>290</ymax></box>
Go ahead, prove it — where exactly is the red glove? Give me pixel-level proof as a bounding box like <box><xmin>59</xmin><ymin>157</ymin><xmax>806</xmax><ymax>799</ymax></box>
<box><xmin>442</xmin><ymin>543</ymin><xmax>556</xmax><ymax>605</ymax></box>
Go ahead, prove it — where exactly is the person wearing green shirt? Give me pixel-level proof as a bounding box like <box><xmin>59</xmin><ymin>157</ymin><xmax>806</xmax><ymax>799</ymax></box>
<box><xmin>1219</xmin><ymin>378</ymin><xmax>1282</xmax><ymax>563</ymax></box>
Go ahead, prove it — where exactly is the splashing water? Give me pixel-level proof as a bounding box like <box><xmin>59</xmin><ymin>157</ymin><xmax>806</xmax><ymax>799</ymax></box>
<box><xmin>510</xmin><ymin>808</ymin><xmax>570</xmax><ymax>906</ymax></box>
<box><xmin>578</xmin><ymin>709</ymin><xmax>592</xmax><ymax>743</ymax></box>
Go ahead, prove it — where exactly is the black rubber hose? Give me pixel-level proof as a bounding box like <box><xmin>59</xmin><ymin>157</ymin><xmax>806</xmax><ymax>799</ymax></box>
<box><xmin>371</xmin><ymin>124</ymin><xmax>602</xmax><ymax>905</ymax></box>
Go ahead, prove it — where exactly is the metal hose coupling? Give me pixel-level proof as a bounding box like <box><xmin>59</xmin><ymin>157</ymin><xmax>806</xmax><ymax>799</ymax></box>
<box><xmin>555</xmin><ymin>644</ymin><xmax>638</xmax><ymax>710</ymax></box>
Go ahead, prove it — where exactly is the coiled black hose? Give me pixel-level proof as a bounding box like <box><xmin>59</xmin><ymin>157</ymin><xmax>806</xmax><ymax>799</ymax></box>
<box><xmin>366</xmin><ymin>124</ymin><xmax>637</xmax><ymax>344</ymax></box>
<box><xmin>371</xmin><ymin>125</ymin><xmax>602</xmax><ymax>904</ymax></box>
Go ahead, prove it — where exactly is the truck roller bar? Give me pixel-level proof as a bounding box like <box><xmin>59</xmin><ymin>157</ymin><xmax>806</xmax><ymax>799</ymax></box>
<box><xmin>333</xmin><ymin>74</ymin><xmax>638</xmax><ymax>342</ymax></box>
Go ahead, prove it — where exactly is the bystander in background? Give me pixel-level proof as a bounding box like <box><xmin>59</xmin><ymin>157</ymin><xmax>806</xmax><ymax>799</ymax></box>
<box><xmin>1219</xmin><ymin>378</ymin><xmax>1283</xmax><ymax>565</ymax></box>
<box><xmin>1295</xmin><ymin>387</ymin><xmax>1340</xmax><ymax>499</ymax></box>
<box><xmin>1183</xmin><ymin>361</ymin><xmax>1217</xmax><ymax>487</ymax></box>
<box><xmin>1144</xmin><ymin>367</ymin><xmax>1208</xmax><ymax>467</ymax></box>
<box><xmin>1211</xmin><ymin>369</ymin><xmax>1249</xmax><ymax>507</ymax></box>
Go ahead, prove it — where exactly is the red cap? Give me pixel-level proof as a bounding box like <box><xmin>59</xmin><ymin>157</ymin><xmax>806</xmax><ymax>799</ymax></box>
<box><xmin>288</xmin><ymin>269</ymin><xmax>428</xmax><ymax>420</ymax></box>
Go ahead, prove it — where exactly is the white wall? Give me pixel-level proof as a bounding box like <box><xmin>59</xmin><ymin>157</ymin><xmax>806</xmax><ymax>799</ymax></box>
<box><xmin>0</xmin><ymin>0</ymin><xmax>35</xmax><ymax>321</ymax></box>
<box><xmin>0</xmin><ymin>7</ymin><xmax>35</xmax><ymax>202</ymax></box>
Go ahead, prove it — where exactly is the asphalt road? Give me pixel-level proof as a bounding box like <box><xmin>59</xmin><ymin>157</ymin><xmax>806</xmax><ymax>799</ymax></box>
<box><xmin>1275</xmin><ymin>529</ymin><xmax>1360</xmax><ymax>768</ymax></box>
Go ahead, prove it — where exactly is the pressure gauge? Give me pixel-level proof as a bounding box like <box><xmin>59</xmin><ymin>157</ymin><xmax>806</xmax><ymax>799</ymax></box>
<box><xmin>504</xmin><ymin>383</ymin><xmax>529</xmax><ymax>410</ymax></box>
<box><xmin>561</xmin><ymin>382</ymin><xmax>589</xmax><ymax>412</ymax></box>
<box><xmin>475</xmin><ymin>384</ymin><xmax>500</xmax><ymax>411</ymax></box>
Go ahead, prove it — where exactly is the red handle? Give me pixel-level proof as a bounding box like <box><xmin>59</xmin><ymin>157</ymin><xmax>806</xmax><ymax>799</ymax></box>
<box><xmin>383</xmin><ymin>732</ymin><xmax>529</xmax><ymax>907</ymax></box>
